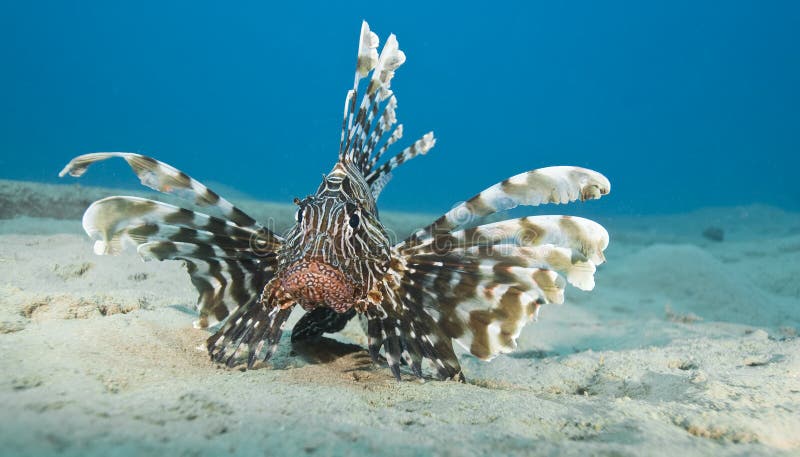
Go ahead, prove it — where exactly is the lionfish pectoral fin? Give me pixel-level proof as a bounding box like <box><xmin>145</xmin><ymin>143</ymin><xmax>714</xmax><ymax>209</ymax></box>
<box><xmin>291</xmin><ymin>307</ymin><xmax>357</xmax><ymax>343</ymax></box>
<box><xmin>401</xmin><ymin>166</ymin><xmax>611</xmax><ymax>246</ymax></box>
<box><xmin>387</xmin><ymin>166</ymin><xmax>611</xmax><ymax>364</ymax></box>
<box><xmin>76</xmin><ymin>195</ymin><xmax>278</xmax><ymax>328</ymax></box>
<box><xmin>207</xmin><ymin>295</ymin><xmax>294</xmax><ymax>369</ymax></box>
<box><xmin>60</xmin><ymin>152</ymin><xmax>269</xmax><ymax>231</ymax></box>
<box><xmin>366</xmin><ymin>286</ymin><xmax>465</xmax><ymax>382</ymax></box>
<box><xmin>60</xmin><ymin>153</ymin><xmax>282</xmax><ymax>331</ymax></box>
<box><xmin>393</xmin><ymin>219</ymin><xmax>609</xmax><ymax>362</ymax></box>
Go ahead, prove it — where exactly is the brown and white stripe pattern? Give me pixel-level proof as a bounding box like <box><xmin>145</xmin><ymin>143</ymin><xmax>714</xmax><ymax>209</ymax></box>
<box><xmin>406</xmin><ymin>166</ymin><xmax>610</xmax><ymax>245</ymax></box>
<box><xmin>59</xmin><ymin>152</ymin><xmax>264</xmax><ymax>230</ymax></box>
<box><xmin>206</xmin><ymin>300</ymin><xmax>293</xmax><ymax>368</ymax></box>
<box><xmin>367</xmin><ymin>283</ymin><xmax>465</xmax><ymax>381</ymax></box>
<box><xmin>401</xmin><ymin>215</ymin><xmax>609</xmax><ymax>266</ymax></box>
<box><xmin>60</xmin><ymin>21</ymin><xmax>612</xmax><ymax>382</ymax></box>
<box><xmin>61</xmin><ymin>154</ymin><xmax>281</xmax><ymax>329</ymax></box>
<box><xmin>82</xmin><ymin>196</ymin><xmax>278</xmax><ymax>256</ymax></box>
<box><xmin>337</xmin><ymin>20</ymin><xmax>438</xmax><ymax>197</ymax></box>
<box><xmin>387</xmin><ymin>188</ymin><xmax>610</xmax><ymax>363</ymax></box>
<box><xmin>279</xmin><ymin>162</ymin><xmax>391</xmax><ymax>285</ymax></box>
<box><xmin>394</xmin><ymin>216</ymin><xmax>609</xmax><ymax>360</ymax></box>
<box><xmin>365</xmin><ymin>132</ymin><xmax>436</xmax><ymax>189</ymax></box>
<box><xmin>205</xmin><ymin>158</ymin><xmax>398</xmax><ymax>369</ymax></box>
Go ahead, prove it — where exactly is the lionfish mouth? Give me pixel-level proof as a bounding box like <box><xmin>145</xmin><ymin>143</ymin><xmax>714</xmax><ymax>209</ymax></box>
<box><xmin>279</xmin><ymin>259</ymin><xmax>355</xmax><ymax>313</ymax></box>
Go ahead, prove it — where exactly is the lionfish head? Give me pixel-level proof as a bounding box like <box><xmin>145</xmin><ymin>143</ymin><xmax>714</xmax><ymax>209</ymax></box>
<box><xmin>276</xmin><ymin>162</ymin><xmax>391</xmax><ymax>312</ymax></box>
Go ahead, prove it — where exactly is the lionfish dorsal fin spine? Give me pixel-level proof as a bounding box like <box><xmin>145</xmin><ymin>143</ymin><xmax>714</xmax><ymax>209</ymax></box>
<box><xmin>339</xmin><ymin>21</ymin><xmax>379</xmax><ymax>162</ymax></box>
<box><xmin>366</xmin><ymin>131</ymin><xmax>436</xmax><ymax>190</ymax></box>
<box><xmin>338</xmin><ymin>21</ymin><xmax>431</xmax><ymax>195</ymax></box>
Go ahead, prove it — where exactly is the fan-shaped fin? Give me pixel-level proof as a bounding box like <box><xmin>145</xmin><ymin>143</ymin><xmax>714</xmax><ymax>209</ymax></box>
<box><xmin>82</xmin><ymin>196</ymin><xmax>279</xmax><ymax>257</ymax></box>
<box><xmin>401</xmin><ymin>215</ymin><xmax>609</xmax><ymax>266</ymax></box>
<box><xmin>79</xmin><ymin>196</ymin><xmax>278</xmax><ymax>328</ymax></box>
<box><xmin>389</xmin><ymin>212</ymin><xmax>609</xmax><ymax>362</ymax></box>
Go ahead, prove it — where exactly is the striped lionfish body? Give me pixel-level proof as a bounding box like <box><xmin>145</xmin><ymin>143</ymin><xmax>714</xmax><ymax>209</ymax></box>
<box><xmin>60</xmin><ymin>22</ymin><xmax>610</xmax><ymax>381</ymax></box>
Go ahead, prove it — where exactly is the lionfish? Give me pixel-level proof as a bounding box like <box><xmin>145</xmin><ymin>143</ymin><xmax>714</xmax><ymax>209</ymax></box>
<box><xmin>59</xmin><ymin>21</ymin><xmax>610</xmax><ymax>382</ymax></box>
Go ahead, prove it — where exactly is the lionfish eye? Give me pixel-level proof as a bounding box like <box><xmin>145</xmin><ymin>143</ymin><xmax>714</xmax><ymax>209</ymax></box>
<box><xmin>348</xmin><ymin>213</ymin><xmax>360</xmax><ymax>229</ymax></box>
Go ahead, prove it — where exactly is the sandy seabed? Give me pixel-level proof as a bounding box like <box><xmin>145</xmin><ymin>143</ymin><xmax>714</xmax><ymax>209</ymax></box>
<box><xmin>0</xmin><ymin>179</ymin><xmax>798</xmax><ymax>456</ymax></box>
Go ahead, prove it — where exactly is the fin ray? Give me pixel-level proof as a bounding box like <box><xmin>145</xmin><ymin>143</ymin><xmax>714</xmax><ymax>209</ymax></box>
<box><xmin>406</xmin><ymin>166</ymin><xmax>611</xmax><ymax>245</ymax></box>
<box><xmin>60</xmin><ymin>152</ymin><xmax>265</xmax><ymax>230</ymax></box>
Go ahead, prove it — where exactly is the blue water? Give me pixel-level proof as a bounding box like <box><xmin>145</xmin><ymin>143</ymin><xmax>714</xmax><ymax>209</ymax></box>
<box><xmin>1</xmin><ymin>1</ymin><xmax>798</xmax><ymax>215</ymax></box>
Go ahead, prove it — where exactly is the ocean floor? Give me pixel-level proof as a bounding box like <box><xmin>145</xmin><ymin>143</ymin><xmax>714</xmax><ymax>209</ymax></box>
<box><xmin>0</xmin><ymin>180</ymin><xmax>798</xmax><ymax>456</ymax></box>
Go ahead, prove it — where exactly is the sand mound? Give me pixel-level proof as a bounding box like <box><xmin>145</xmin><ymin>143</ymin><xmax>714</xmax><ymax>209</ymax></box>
<box><xmin>614</xmin><ymin>243</ymin><xmax>781</xmax><ymax>327</ymax></box>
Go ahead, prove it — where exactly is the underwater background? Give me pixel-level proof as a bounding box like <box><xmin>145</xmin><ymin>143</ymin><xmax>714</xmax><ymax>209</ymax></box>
<box><xmin>2</xmin><ymin>1</ymin><xmax>798</xmax><ymax>215</ymax></box>
<box><xmin>1</xmin><ymin>2</ymin><xmax>799</xmax><ymax>456</ymax></box>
